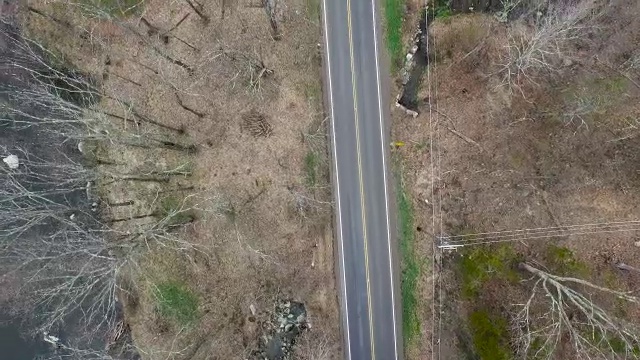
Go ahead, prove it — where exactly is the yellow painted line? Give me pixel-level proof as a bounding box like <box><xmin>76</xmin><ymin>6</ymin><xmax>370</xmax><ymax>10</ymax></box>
<box><xmin>346</xmin><ymin>0</ymin><xmax>376</xmax><ymax>358</ymax></box>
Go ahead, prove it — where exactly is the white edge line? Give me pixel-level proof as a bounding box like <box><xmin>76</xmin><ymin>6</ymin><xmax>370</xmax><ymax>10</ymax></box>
<box><xmin>321</xmin><ymin>1</ymin><xmax>352</xmax><ymax>360</ymax></box>
<box><xmin>370</xmin><ymin>0</ymin><xmax>400</xmax><ymax>358</ymax></box>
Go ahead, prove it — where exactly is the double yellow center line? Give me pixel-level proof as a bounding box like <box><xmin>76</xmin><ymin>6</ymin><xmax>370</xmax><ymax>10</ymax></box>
<box><xmin>346</xmin><ymin>0</ymin><xmax>376</xmax><ymax>357</ymax></box>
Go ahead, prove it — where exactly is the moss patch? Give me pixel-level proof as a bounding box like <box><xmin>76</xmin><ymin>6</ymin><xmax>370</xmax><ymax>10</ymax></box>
<box><xmin>458</xmin><ymin>245</ymin><xmax>519</xmax><ymax>298</ymax></box>
<box><xmin>468</xmin><ymin>309</ymin><xmax>512</xmax><ymax>360</ymax></box>
<box><xmin>545</xmin><ymin>245</ymin><xmax>589</xmax><ymax>276</ymax></box>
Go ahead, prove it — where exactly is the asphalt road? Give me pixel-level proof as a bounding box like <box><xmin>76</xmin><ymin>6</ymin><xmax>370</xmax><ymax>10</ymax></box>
<box><xmin>321</xmin><ymin>0</ymin><xmax>403</xmax><ymax>358</ymax></box>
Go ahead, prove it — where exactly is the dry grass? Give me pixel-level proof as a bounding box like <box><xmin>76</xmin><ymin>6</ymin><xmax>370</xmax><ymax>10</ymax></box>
<box><xmin>25</xmin><ymin>0</ymin><xmax>340</xmax><ymax>358</ymax></box>
<box><xmin>431</xmin><ymin>13</ymin><xmax>493</xmax><ymax>67</ymax></box>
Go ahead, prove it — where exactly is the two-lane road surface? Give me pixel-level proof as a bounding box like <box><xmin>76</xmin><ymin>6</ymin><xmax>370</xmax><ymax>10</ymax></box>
<box><xmin>321</xmin><ymin>0</ymin><xmax>403</xmax><ymax>358</ymax></box>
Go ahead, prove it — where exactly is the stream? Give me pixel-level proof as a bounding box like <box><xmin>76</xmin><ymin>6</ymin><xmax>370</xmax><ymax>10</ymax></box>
<box><xmin>397</xmin><ymin>1</ymin><xmax>510</xmax><ymax>112</ymax></box>
<box><xmin>0</xmin><ymin>315</ymin><xmax>52</xmax><ymax>359</ymax></box>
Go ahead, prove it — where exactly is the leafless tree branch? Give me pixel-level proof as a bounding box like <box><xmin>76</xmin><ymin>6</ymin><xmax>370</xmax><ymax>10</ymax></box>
<box><xmin>512</xmin><ymin>262</ymin><xmax>640</xmax><ymax>359</ymax></box>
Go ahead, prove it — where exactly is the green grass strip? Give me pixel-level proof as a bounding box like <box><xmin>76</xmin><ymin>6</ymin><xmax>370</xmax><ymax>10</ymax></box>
<box><xmin>154</xmin><ymin>282</ymin><xmax>199</xmax><ymax>325</ymax></box>
<box><xmin>397</xmin><ymin>171</ymin><xmax>420</xmax><ymax>347</ymax></box>
<box><xmin>304</xmin><ymin>151</ymin><xmax>319</xmax><ymax>187</ymax></box>
<box><xmin>383</xmin><ymin>0</ymin><xmax>404</xmax><ymax>70</ymax></box>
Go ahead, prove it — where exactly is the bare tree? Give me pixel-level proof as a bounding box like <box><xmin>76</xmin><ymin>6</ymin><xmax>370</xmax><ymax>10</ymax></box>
<box><xmin>295</xmin><ymin>333</ymin><xmax>336</xmax><ymax>360</ymax></box>
<box><xmin>0</xmin><ymin>145</ymin><xmax>207</xmax><ymax>340</ymax></box>
<box><xmin>497</xmin><ymin>0</ymin><xmax>602</xmax><ymax>93</ymax></box>
<box><xmin>0</xmin><ymin>30</ymin><xmax>201</xmax><ymax>156</ymax></box>
<box><xmin>0</xmin><ymin>29</ymin><xmax>204</xmax><ymax>350</ymax></box>
<box><xmin>512</xmin><ymin>262</ymin><xmax>640</xmax><ymax>359</ymax></box>
<box><xmin>0</xmin><ymin>146</ymin><xmax>119</xmax><ymax>339</ymax></box>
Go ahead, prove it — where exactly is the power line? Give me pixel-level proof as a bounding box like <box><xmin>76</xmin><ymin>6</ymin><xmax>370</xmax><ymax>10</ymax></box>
<box><xmin>446</xmin><ymin>220</ymin><xmax>640</xmax><ymax>240</ymax></box>
<box><xmin>440</xmin><ymin>225</ymin><xmax>640</xmax><ymax>248</ymax></box>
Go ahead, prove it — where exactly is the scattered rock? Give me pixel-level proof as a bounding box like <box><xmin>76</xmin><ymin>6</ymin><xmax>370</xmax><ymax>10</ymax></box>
<box><xmin>251</xmin><ymin>300</ymin><xmax>308</xmax><ymax>360</ymax></box>
<box><xmin>3</xmin><ymin>154</ymin><xmax>19</xmax><ymax>169</ymax></box>
<box><xmin>634</xmin><ymin>241</ymin><xmax>640</xmax><ymax>247</ymax></box>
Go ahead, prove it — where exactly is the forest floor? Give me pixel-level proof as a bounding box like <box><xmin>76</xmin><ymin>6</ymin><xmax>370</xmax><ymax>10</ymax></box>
<box><xmin>23</xmin><ymin>0</ymin><xmax>341</xmax><ymax>358</ymax></box>
<box><xmin>389</xmin><ymin>0</ymin><xmax>640</xmax><ymax>358</ymax></box>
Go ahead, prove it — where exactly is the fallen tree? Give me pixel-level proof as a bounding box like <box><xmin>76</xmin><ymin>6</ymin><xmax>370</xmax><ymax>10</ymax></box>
<box><xmin>512</xmin><ymin>262</ymin><xmax>640</xmax><ymax>359</ymax></box>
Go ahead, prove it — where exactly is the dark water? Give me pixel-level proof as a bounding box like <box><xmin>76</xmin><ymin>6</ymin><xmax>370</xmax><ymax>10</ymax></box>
<box><xmin>0</xmin><ymin>10</ymin><xmax>56</xmax><ymax>359</ymax></box>
<box><xmin>0</xmin><ymin>7</ymin><xmax>94</xmax><ymax>360</ymax></box>
<box><xmin>398</xmin><ymin>0</ymin><xmax>518</xmax><ymax>111</ymax></box>
<box><xmin>0</xmin><ymin>6</ymin><xmax>140</xmax><ymax>359</ymax></box>
<box><xmin>398</xmin><ymin>10</ymin><xmax>429</xmax><ymax>111</ymax></box>
<box><xmin>0</xmin><ymin>317</ymin><xmax>52</xmax><ymax>359</ymax></box>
